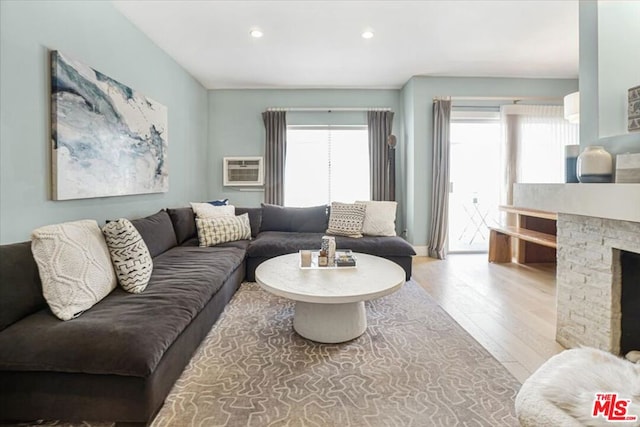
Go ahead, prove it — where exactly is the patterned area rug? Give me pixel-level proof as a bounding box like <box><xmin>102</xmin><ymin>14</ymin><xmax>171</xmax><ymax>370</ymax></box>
<box><xmin>17</xmin><ymin>280</ymin><xmax>520</xmax><ymax>427</ymax></box>
<box><xmin>152</xmin><ymin>280</ymin><xmax>519</xmax><ymax>426</ymax></box>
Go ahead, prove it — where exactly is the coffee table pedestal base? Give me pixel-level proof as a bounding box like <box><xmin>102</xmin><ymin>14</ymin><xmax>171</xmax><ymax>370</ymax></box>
<box><xmin>293</xmin><ymin>301</ymin><xmax>366</xmax><ymax>343</ymax></box>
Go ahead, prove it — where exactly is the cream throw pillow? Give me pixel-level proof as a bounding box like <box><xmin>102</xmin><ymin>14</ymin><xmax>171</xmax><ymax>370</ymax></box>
<box><xmin>196</xmin><ymin>214</ymin><xmax>251</xmax><ymax>246</ymax></box>
<box><xmin>356</xmin><ymin>201</ymin><xmax>397</xmax><ymax>236</ymax></box>
<box><xmin>190</xmin><ymin>202</ymin><xmax>235</xmax><ymax>219</ymax></box>
<box><xmin>102</xmin><ymin>218</ymin><xmax>153</xmax><ymax>294</ymax></box>
<box><xmin>31</xmin><ymin>219</ymin><xmax>117</xmax><ymax>321</ymax></box>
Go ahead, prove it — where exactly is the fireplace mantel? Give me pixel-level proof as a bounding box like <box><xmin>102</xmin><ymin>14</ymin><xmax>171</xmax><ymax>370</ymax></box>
<box><xmin>513</xmin><ymin>183</ymin><xmax>640</xmax><ymax>223</ymax></box>
<box><xmin>513</xmin><ymin>184</ymin><xmax>640</xmax><ymax>355</ymax></box>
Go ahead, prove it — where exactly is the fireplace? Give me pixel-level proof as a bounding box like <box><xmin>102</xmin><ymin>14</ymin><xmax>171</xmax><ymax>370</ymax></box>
<box><xmin>556</xmin><ymin>214</ymin><xmax>640</xmax><ymax>355</ymax></box>
<box><xmin>621</xmin><ymin>250</ymin><xmax>640</xmax><ymax>354</ymax></box>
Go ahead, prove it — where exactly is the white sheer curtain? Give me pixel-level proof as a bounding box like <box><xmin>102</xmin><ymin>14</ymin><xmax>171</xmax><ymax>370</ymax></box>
<box><xmin>500</xmin><ymin>105</ymin><xmax>579</xmax><ymax>207</ymax></box>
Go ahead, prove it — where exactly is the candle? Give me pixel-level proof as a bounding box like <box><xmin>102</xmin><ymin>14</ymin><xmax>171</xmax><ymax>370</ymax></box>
<box><xmin>300</xmin><ymin>250</ymin><xmax>312</xmax><ymax>267</ymax></box>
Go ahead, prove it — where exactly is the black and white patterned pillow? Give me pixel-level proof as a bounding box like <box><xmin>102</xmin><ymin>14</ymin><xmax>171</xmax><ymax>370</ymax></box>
<box><xmin>102</xmin><ymin>219</ymin><xmax>153</xmax><ymax>294</ymax></box>
<box><xmin>196</xmin><ymin>213</ymin><xmax>251</xmax><ymax>247</ymax></box>
<box><xmin>326</xmin><ymin>202</ymin><xmax>367</xmax><ymax>238</ymax></box>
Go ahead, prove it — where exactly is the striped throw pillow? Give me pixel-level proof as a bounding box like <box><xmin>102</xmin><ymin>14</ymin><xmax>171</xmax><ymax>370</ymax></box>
<box><xmin>102</xmin><ymin>218</ymin><xmax>153</xmax><ymax>294</ymax></box>
<box><xmin>326</xmin><ymin>202</ymin><xmax>367</xmax><ymax>238</ymax></box>
<box><xmin>196</xmin><ymin>213</ymin><xmax>251</xmax><ymax>247</ymax></box>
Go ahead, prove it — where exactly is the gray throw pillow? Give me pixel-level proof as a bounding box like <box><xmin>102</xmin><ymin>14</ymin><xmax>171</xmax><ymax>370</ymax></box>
<box><xmin>166</xmin><ymin>207</ymin><xmax>197</xmax><ymax>245</ymax></box>
<box><xmin>130</xmin><ymin>210</ymin><xmax>177</xmax><ymax>258</ymax></box>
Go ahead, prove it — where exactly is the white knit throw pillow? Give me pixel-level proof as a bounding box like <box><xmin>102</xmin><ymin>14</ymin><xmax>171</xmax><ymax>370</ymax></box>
<box><xmin>190</xmin><ymin>202</ymin><xmax>235</xmax><ymax>219</ymax></box>
<box><xmin>356</xmin><ymin>201</ymin><xmax>397</xmax><ymax>237</ymax></box>
<box><xmin>31</xmin><ymin>220</ymin><xmax>117</xmax><ymax>321</ymax></box>
<box><xmin>102</xmin><ymin>218</ymin><xmax>153</xmax><ymax>294</ymax></box>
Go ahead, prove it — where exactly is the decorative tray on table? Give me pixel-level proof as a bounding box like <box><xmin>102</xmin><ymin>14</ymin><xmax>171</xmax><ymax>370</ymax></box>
<box><xmin>299</xmin><ymin>250</ymin><xmax>357</xmax><ymax>269</ymax></box>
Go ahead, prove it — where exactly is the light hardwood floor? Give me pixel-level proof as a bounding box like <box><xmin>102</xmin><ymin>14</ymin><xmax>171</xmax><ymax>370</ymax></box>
<box><xmin>412</xmin><ymin>254</ymin><xmax>565</xmax><ymax>383</ymax></box>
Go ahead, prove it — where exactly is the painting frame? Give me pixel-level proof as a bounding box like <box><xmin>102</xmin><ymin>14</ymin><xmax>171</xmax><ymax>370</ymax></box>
<box><xmin>50</xmin><ymin>50</ymin><xmax>168</xmax><ymax>200</ymax></box>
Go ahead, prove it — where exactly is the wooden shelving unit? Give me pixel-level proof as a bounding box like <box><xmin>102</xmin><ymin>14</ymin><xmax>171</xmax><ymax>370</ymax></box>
<box><xmin>488</xmin><ymin>205</ymin><xmax>557</xmax><ymax>263</ymax></box>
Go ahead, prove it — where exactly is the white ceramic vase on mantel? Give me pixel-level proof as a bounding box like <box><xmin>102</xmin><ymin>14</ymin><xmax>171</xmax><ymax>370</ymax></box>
<box><xmin>577</xmin><ymin>146</ymin><xmax>613</xmax><ymax>183</ymax></box>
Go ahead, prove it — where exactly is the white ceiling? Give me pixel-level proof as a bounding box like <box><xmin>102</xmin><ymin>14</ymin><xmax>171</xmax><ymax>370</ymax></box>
<box><xmin>113</xmin><ymin>0</ymin><xmax>579</xmax><ymax>89</ymax></box>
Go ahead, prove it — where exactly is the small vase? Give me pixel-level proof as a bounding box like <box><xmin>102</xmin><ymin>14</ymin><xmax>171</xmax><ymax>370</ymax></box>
<box><xmin>577</xmin><ymin>146</ymin><xmax>613</xmax><ymax>183</ymax></box>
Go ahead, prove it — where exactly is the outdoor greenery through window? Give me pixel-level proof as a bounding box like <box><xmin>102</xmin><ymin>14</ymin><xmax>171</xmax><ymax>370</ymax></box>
<box><xmin>285</xmin><ymin>126</ymin><xmax>370</xmax><ymax>207</ymax></box>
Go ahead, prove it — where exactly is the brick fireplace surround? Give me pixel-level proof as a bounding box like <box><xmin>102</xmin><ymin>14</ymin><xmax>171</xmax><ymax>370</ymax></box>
<box><xmin>556</xmin><ymin>214</ymin><xmax>640</xmax><ymax>355</ymax></box>
<box><xmin>513</xmin><ymin>183</ymin><xmax>640</xmax><ymax>356</ymax></box>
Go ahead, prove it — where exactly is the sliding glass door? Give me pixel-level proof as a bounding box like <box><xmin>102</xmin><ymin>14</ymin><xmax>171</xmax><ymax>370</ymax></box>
<box><xmin>448</xmin><ymin>113</ymin><xmax>501</xmax><ymax>253</ymax></box>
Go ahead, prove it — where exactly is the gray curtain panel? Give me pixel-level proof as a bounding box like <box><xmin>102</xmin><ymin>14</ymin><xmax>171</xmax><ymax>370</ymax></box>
<box><xmin>502</xmin><ymin>113</ymin><xmax>519</xmax><ymax>227</ymax></box>
<box><xmin>427</xmin><ymin>99</ymin><xmax>451</xmax><ymax>259</ymax></box>
<box><xmin>367</xmin><ymin>111</ymin><xmax>395</xmax><ymax>201</ymax></box>
<box><xmin>262</xmin><ymin>111</ymin><xmax>287</xmax><ymax>205</ymax></box>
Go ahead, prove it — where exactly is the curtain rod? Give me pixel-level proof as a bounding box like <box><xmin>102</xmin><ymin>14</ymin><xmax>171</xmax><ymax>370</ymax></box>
<box><xmin>452</xmin><ymin>105</ymin><xmax>501</xmax><ymax>110</ymax></box>
<box><xmin>434</xmin><ymin>96</ymin><xmax>562</xmax><ymax>102</ymax></box>
<box><xmin>266</xmin><ymin>107</ymin><xmax>391</xmax><ymax>112</ymax></box>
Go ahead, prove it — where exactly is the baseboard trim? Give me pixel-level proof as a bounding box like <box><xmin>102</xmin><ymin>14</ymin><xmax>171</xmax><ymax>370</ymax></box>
<box><xmin>413</xmin><ymin>246</ymin><xmax>428</xmax><ymax>257</ymax></box>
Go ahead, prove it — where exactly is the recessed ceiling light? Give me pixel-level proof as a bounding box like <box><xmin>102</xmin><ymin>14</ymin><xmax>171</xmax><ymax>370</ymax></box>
<box><xmin>361</xmin><ymin>30</ymin><xmax>374</xmax><ymax>39</ymax></box>
<box><xmin>250</xmin><ymin>29</ymin><xmax>263</xmax><ymax>38</ymax></box>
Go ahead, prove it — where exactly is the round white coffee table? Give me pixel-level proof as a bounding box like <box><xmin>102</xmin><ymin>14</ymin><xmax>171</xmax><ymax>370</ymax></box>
<box><xmin>255</xmin><ymin>253</ymin><xmax>406</xmax><ymax>343</ymax></box>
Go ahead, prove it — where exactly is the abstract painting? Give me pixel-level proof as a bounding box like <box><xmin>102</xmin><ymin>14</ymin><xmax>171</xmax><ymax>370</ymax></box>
<box><xmin>629</xmin><ymin>85</ymin><xmax>640</xmax><ymax>132</ymax></box>
<box><xmin>51</xmin><ymin>51</ymin><xmax>168</xmax><ymax>200</ymax></box>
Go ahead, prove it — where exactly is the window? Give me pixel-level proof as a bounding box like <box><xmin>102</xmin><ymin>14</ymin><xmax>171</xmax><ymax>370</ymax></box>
<box><xmin>285</xmin><ymin>126</ymin><xmax>370</xmax><ymax>207</ymax></box>
<box><xmin>502</xmin><ymin>105</ymin><xmax>579</xmax><ymax>184</ymax></box>
<box><xmin>517</xmin><ymin>114</ymin><xmax>579</xmax><ymax>183</ymax></box>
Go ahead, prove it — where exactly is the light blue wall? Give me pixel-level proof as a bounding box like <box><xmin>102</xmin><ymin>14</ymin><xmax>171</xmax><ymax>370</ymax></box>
<box><xmin>0</xmin><ymin>0</ymin><xmax>595</xmax><ymax>250</ymax></box>
<box><xmin>579</xmin><ymin>1</ymin><xmax>640</xmax><ymax>153</ymax></box>
<box><xmin>0</xmin><ymin>1</ymin><xmax>209</xmax><ymax>244</ymax></box>
<box><xmin>208</xmin><ymin>89</ymin><xmax>402</xmax><ymax>223</ymax></box>
<box><xmin>401</xmin><ymin>76</ymin><xmax>578</xmax><ymax>247</ymax></box>
<box><xmin>596</xmin><ymin>0</ymin><xmax>640</xmax><ymax>139</ymax></box>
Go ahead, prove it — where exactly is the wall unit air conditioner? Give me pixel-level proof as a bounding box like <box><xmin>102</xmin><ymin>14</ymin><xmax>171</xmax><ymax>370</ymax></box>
<box><xmin>223</xmin><ymin>157</ymin><xmax>264</xmax><ymax>186</ymax></box>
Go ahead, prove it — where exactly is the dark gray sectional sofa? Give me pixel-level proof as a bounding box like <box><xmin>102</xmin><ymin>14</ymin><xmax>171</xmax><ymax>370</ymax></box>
<box><xmin>0</xmin><ymin>204</ymin><xmax>415</xmax><ymax>426</ymax></box>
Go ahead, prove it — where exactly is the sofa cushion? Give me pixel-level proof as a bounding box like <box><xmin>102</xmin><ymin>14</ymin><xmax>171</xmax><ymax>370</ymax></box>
<box><xmin>181</xmin><ymin>237</ymin><xmax>252</xmax><ymax>251</ymax></box>
<box><xmin>31</xmin><ymin>220</ymin><xmax>117</xmax><ymax>321</ymax></box>
<box><xmin>196</xmin><ymin>214</ymin><xmax>251</xmax><ymax>247</ymax></box>
<box><xmin>130</xmin><ymin>211</ymin><xmax>177</xmax><ymax>258</ymax></box>
<box><xmin>166</xmin><ymin>207</ymin><xmax>196</xmax><ymax>245</ymax></box>
<box><xmin>333</xmin><ymin>234</ymin><xmax>416</xmax><ymax>257</ymax></box>
<box><xmin>102</xmin><ymin>219</ymin><xmax>153</xmax><ymax>294</ymax></box>
<box><xmin>326</xmin><ymin>202</ymin><xmax>366</xmax><ymax>238</ymax></box>
<box><xmin>260</xmin><ymin>203</ymin><xmax>328</xmax><ymax>233</ymax></box>
<box><xmin>0</xmin><ymin>244</ymin><xmax>246</xmax><ymax>377</ymax></box>
<box><xmin>0</xmin><ymin>242</ymin><xmax>46</xmax><ymax>331</ymax></box>
<box><xmin>247</xmin><ymin>231</ymin><xmax>416</xmax><ymax>258</ymax></box>
<box><xmin>235</xmin><ymin>207</ymin><xmax>262</xmax><ymax>238</ymax></box>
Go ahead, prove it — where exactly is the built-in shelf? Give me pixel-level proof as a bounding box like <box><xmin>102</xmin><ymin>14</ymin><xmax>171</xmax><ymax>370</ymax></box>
<box><xmin>513</xmin><ymin>183</ymin><xmax>640</xmax><ymax>223</ymax></box>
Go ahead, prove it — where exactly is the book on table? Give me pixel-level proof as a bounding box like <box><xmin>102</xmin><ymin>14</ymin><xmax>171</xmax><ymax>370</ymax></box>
<box><xmin>299</xmin><ymin>250</ymin><xmax>357</xmax><ymax>269</ymax></box>
<box><xmin>335</xmin><ymin>250</ymin><xmax>357</xmax><ymax>267</ymax></box>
